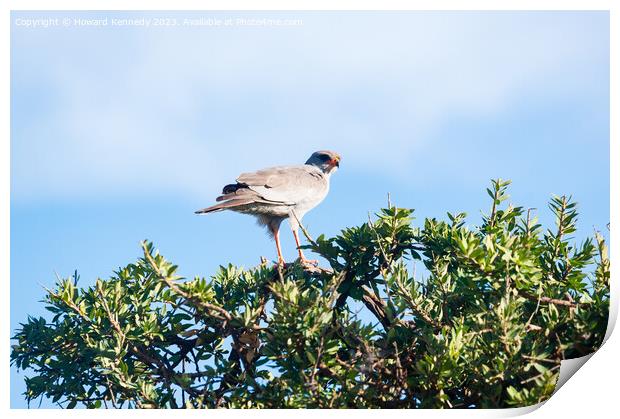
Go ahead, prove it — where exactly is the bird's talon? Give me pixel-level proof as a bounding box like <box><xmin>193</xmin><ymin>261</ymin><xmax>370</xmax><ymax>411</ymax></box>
<box><xmin>299</xmin><ymin>258</ymin><xmax>319</xmax><ymax>267</ymax></box>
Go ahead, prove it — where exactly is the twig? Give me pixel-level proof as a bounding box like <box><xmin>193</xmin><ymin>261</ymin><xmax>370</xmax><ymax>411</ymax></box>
<box><xmin>520</xmin><ymin>364</ymin><xmax>561</xmax><ymax>385</ymax></box>
<box><xmin>291</xmin><ymin>210</ymin><xmax>318</xmax><ymax>248</ymax></box>
<box><xmin>524</xmin><ymin>284</ymin><xmax>543</xmax><ymax>332</ymax></box>
<box><xmin>522</xmin><ymin>355</ymin><xmax>560</xmax><ymax>365</ymax></box>
<box><xmin>105</xmin><ymin>377</ymin><xmax>118</xmax><ymax>408</ymax></box>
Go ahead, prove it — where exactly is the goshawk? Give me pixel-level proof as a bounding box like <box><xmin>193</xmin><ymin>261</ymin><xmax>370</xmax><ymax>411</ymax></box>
<box><xmin>195</xmin><ymin>150</ymin><xmax>341</xmax><ymax>265</ymax></box>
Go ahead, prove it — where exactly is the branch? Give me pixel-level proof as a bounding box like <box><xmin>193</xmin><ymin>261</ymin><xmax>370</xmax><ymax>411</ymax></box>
<box><xmin>360</xmin><ymin>286</ymin><xmax>390</xmax><ymax>329</ymax></box>
<box><xmin>521</xmin><ymin>291</ymin><xmax>580</xmax><ymax>308</ymax></box>
<box><xmin>213</xmin><ymin>336</ymin><xmax>243</xmax><ymax>408</ymax></box>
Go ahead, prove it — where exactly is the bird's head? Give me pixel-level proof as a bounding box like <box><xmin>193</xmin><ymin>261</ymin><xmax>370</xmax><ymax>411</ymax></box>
<box><xmin>306</xmin><ymin>150</ymin><xmax>341</xmax><ymax>174</ymax></box>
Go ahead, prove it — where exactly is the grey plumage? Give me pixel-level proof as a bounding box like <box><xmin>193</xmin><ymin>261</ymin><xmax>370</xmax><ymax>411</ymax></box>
<box><xmin>195</xmin><ymin>150</ymin><xmax>341</xmax><ymax>265</ymax></box>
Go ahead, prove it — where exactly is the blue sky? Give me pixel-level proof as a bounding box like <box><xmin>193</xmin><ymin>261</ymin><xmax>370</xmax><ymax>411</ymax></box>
<box><xmin>10</xmin><ymin>11</ymin><xmax>609</xmax><ymax>408</ymax></box>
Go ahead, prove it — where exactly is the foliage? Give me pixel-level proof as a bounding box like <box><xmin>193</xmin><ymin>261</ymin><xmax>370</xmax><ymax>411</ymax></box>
<box><xmin>11</xmin><ymin>180</ymin><xmax>609</xmax><ymax>408</ymax></box>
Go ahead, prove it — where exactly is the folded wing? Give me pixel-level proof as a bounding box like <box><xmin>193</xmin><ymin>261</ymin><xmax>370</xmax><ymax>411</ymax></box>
<box><xmin>236</xmin><ymin>165</ymin><xmax>326</xmax><ymax>204</ymax></box>
<box><xmin>195</xmin><ymin>165</ymin><xmax>327</xmax><ymax>214</ymax></box>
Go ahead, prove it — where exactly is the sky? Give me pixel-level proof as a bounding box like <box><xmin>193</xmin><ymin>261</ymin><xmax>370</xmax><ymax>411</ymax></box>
<box><xmin>10</xmin><ymin>10</ymin><xmax>609</xmax><ymax>408</ymax></box>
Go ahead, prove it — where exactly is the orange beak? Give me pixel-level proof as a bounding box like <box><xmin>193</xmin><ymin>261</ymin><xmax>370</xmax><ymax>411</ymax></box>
<box><xmin>329</xmin><ymin>156</ymin><xmax>341</xmax><ymax>167</ymax></box>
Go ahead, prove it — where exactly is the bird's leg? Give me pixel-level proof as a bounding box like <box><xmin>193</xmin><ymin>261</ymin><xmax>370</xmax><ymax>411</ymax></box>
<box><xmin>292</xmin><ymin>229</ymin><xmax>318</xmax><ymax>266</ymax></box>
<box><xmin>272</xmin><ymin>226</ymin><xmax>286</xmax><ymax>266</ymax></box>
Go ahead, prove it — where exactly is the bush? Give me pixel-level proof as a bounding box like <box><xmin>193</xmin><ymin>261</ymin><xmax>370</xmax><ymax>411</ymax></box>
<box><xmin>11</xmin><ymin>180</ymin><xmax>609</xmax><ymax>408</ymax></box>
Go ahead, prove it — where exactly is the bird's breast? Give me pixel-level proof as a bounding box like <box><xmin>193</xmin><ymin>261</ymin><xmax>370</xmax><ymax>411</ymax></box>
<box><xmin>293</xmin><ymin>184</ymin><xmax>329</xmax><ymax>214</ymax></box>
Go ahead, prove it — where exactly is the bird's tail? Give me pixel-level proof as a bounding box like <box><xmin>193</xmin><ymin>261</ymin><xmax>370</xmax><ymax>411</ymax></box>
<box><xmin>194</xmin><ymin>199</ymin><xmax>254</xmax><ymax>214</ymax></box>
<box><xmin>194</xmin><ymin>205</ymin><xmax>222</xmax><ymax>214</ymax></box>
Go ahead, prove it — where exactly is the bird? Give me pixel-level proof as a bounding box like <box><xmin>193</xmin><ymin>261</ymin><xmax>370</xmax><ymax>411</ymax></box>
<box><xmin>195</xmin><ymin>150</ymin><xmax>341</xmax><ymax>266</ymax></box>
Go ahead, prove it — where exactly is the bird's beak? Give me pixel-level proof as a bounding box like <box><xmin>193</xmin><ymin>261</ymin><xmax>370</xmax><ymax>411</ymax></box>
<box><xmin>329</xmin><ymin>157</ymin><xmax>340</xmax><ymax>168</ymax></box>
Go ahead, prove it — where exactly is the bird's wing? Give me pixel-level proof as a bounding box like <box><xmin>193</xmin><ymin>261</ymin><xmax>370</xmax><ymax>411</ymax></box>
<box><xmin>236</xmin><ymin>165</ymin><xmax>327</xmax><ymax>204</ymax></box>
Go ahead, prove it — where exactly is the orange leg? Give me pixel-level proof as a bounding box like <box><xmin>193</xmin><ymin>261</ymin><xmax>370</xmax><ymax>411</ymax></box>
<box><xmin>292</xmin><ymin>229</ymin><xmax>318</xmax><ymax>266</ymax></box>
<box><xmin>273</xmin><ymin>227</ymin><xmax>286</xmax><ymax>266</ymax></box>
